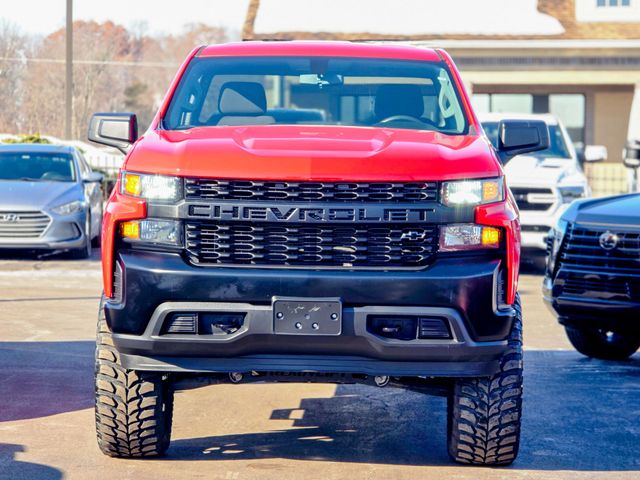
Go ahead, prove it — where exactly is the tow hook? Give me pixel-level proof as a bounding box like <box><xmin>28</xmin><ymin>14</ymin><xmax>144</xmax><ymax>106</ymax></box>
<box><xmin>374</xmin><ymin>375</ymin><xmax>390</xmax><ymax>387</ymax></box>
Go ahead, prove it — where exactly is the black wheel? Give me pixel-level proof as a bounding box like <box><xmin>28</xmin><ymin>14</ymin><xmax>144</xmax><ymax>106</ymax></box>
<box><xmin>565</xmin><ymin>325</ymin><xmax>639</xmax><ymax>360</ymax></box>
<box><xmin>95</xmin><ymin>295</ymin><xmax>173</xmax><ymax>457</ymax></box>
<box><xmin>71</xmin><ymin>216</ymin><xmax>92</xmax><ymax>259</ymax></box>
<box><xmin>447</xmin><ymin>295</ymin><xmax>523</xmax><ymax>466</ymax></box>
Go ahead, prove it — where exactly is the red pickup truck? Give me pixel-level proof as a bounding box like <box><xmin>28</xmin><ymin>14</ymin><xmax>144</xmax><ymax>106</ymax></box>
<box><xmin>88</xmin><ymin>41</ymin><xmax>548</xmax><ymax>465</ymax></box>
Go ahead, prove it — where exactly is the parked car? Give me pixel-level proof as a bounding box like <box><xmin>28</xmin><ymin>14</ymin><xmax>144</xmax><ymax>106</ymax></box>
<box><xmin>0</xmin><ymin>144</ymin><xmax>103</xmax><ymax>258</ymax></box>
<box><xmin>624</xmin><ymin>139</ymin><xmax>640</xmax><ymax>193</ymax></box>
<box><xmin>88</xmin><ymin>41</ymin><xmax>550</xmax><ymax>465</ymax></box>
<box><xmin>480</xmin><ymin>113</ymin><xmax>606</xmax><ymax>267</ymax></box>
<box><xmin>544</xmin><ymin>193</ymin><xmax>640</xmax><ymax>360</ymax></box>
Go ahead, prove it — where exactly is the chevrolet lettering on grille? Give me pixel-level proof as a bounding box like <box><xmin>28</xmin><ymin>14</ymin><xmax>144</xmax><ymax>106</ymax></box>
<box><xmin>187</xmin><ymin>204</ymin><xmax>435</xmax><ymax>223</ymax></box>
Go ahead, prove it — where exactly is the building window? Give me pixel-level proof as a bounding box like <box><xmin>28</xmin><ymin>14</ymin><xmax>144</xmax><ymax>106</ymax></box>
<box><xmin>597</xmin><ymin>0</ymin><xmax>631</xmax><ymax>6</ymax></box>
<box><xmin>472</xmin><ymin>93</ymin><xmax>586</xmax><ymax>148</ymax></box>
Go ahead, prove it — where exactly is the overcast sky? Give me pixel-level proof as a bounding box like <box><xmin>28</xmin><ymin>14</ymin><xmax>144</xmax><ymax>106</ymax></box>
<box><xmin>1</xmin><ymin>0</ymin><xmax>251</xmax><ymax>36</ymax></box>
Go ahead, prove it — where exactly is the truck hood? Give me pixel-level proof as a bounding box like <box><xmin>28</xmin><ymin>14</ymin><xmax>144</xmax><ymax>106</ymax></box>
<box><xmin>567</xmin><ymin>193</ymin><xmax>640</xmax><ymax>226</ymax></box>
<box><xmin>0</xmin><ymin>181</ymin><xmax>79</xmax><ymax>210</ymax></box>
<box><xmin>126</xmin><ymin>125</ymin><xmax>500</xmax><ymax>181</ymax></box>
<box><xmin>504</xmin><ymin>155</ymin><xmax>582</xmax><ymax>187</ymax></box>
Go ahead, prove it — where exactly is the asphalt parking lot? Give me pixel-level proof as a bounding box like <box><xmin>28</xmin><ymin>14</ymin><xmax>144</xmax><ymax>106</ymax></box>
<box><xmin>0</xmin><ymin>253</ymin><xmax>638</xmax><ymax>480</ymax></box>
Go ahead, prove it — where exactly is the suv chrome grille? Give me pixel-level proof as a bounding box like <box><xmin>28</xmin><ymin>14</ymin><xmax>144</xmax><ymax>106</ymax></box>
<box><xmin>185</xmin><ymin>179</ymin><xmax>438</xmax><ymax>203</ymax></box>
<box><xmin>0</xmin><ymin>211</ymin><xmax>50</xmax><ymax>238</ymax></box>
<box><xmin>186</xmin><ymin>222</ymin><xmax>438</xmax><ymax>268</ymax></box>
<box><xmin>510</xmin><ymin>187</ymin><xmax>555</xmax><ymax>212</ymax></box>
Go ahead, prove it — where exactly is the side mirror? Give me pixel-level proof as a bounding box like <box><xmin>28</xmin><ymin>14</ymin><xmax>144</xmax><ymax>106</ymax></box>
<box><xmin>583</xmin><ymin>145</ymin><xmax>607</xmax><ymax>163</ymax></box>
<box><xmin>88</xmin><ymin>112</ymin><xmax>138</xmax><ymax>153</ymax></box>
<box><xmin>83</xmin><ymin>171</ymin><xmax>104</xmax><ymax>184</ymax></box>
<box><xmin>497</xmin><ymin>120</ymin><xmax>549</xmax><ymax>164</ymax></box>
<box><xmin>623</xmin><ymin>140</ymin><xmax>640</xmax><ymax>169</ymax></box>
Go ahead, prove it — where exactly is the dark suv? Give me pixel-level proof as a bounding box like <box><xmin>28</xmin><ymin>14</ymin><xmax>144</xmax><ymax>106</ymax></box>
<box><xmin>544</xmin><ymin>193</ymin><xmax>640</xmax><ymax>360</ymax></box>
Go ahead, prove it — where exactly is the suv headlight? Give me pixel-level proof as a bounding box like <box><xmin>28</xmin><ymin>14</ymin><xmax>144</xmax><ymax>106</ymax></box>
<box><xmin>441</xmin><ymin>178</ymin><xmax>504</xmax><ymax>206</ymax></box>
<box><xmin>121</xmin><ymin>171</ymin><xmax>182</xmax><ymax>202</ymax></box>
<box><xmin>52</xmin><ymin>200</ymin><xmax>84</xmax><ymax>215</ymax></box>
<box><xmin>558</xmin><ymin>185</ymin><xmax>587</xmax><ymax>204</ymax></box>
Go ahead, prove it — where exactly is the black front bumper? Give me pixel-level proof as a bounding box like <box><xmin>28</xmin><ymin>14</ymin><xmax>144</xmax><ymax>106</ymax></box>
<box><xmin>106</xmin><ymin>250</ymin><xmax>514</xmax><ymax>377</ymax></box>
<box><xmin>543</xmin><ymin>269</ymin><xmax>640</xmax><ymax>333</ymax></box>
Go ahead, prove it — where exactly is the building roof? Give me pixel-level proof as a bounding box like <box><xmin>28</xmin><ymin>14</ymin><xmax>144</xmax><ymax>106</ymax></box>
<box><xmin>243</xmin><ymin>0</ymin><xmax>640</xmax><ymax>41</ymax></box>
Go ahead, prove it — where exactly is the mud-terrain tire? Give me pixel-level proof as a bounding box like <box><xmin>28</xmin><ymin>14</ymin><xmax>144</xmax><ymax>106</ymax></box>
<box><xmin>447</xmin><ymin>295</ymin><xmax>523</xmax><ymax>466</ymax></box>
<box><xmin>565</xmin><ymin>325</ymin><xmax>639</xmax><ymax>360</ymax></box>
<box><xmin>94</xmin><ymin>296</ymin><xmax>173</xmax><ymax>457</ymax></box>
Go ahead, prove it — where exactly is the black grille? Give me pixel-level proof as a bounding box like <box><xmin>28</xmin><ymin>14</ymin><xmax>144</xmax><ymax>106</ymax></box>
<box><xmin>562</xmin><ymin>273</ymin><xmax>640</xmax><ymax>302</ymax></box>
<box><xmin>510</xmin><ymin>187</ymin><xmax>555</xmax><ymax>212</ymax></box>
<box><xmin>185</xmin><ymin>179</ymin><xmax>438</xmax><ymax>203</ymax></box>
<box><xmin>558</xmin><ymin>225</ymin><xmax>640</xmax><ymax>274</ymax></box>
<box><xmin>186</xmin><ymin>222</ymin><xmax>438</xmax><ymax>268</ymax></box>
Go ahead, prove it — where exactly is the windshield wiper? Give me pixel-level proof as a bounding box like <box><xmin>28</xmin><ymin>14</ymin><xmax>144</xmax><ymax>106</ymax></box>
<box><xmin>18</xmin><ymin>177</ymin><xmax>44</xmax><ymax>182</ymax></box>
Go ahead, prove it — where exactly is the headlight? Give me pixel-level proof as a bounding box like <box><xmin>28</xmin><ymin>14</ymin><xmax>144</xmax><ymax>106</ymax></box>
<box><xmin>547</xmin><ymin>218</ymin><xmax>568</xmax><ymax>273</ymax></box>
<box><xmin>52</xmin><ymin>200</ymin><xmax>84</xmax><ymax>215</ymax></box>
<box><xmin>441</xmin><ymin>178</ymin><xmax>504</xmax><ymax>206</ymax></box>
<box><xmin>121</xmin><ymin>171</ymin><xmax>181</xmax><ymax>202</ymax></box>
<box><xmin>439</xmin><ymin>224</ymin><xmax>501</xmax><ymax>252</ymax></box>
<box><xmin>558</xmin><ymin>185</ymin><xmax>586</xmax><ymax>204</ymax></box>
<box><xmin>120</xmin><ymin>219</ymin><xmax>182</xmax><ymax>246</ymax></box>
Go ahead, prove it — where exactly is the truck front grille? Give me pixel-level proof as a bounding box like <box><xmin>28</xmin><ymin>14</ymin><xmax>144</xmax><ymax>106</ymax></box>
<box><xmin>0</xmin><ymin>211</ymin><xmax>50</xmax><ymax>238</ymax></box>
<box><xmin>557</xmin><ymin>225</ymin><xmax>640</xmax><ymax>274</ymax></box>
<box><xmin>186</xmin><ymin>222</ymin><xmax>438</xmax><ymax>268</ymax></box>
<box><xmin>562</xmin><ymin>273</ymin><xmax>640</xmax><ymax>302</ymax></box>
<box><xmin>510</xmin><ymin>187</ymin><xmax>555</xmax><ymax>212</ymax></box>
<box><xmin>185</xmin><ymin>179</ymin><xmax>438</xmax><ymax>203</ymax></box>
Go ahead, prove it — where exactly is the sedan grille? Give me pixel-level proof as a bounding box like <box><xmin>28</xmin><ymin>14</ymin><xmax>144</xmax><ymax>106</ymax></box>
<box><xmin>186</xmin><ymin>222</ymin><xmax>438</xmax><ymax>268</ymax></box>
<box><xmin>185</xmin><ymin>179</ymin><xmax>438</xmax><ymax>203</ymax></box>
<box><xmin>0</xmin><ymin>211</ymin><xmax>50</xmax><ymax>238</ymax></box>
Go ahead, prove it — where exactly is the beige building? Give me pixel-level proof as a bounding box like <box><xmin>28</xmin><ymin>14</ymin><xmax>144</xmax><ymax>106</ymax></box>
<box><xmin>243</xmin><ymin>0</ymin><xmax>640</xmax><ymax>166</ymax></box>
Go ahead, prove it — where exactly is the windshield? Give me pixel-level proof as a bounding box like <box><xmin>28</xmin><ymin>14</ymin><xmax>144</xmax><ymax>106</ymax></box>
<box><xmin>482</xmin><ymin>122</ymin><xmax>571</xmax><ymax>159</ymax></box>
<box><xmin>164</xmin><ymin>56</ymin><xmax>468</xmax><ymax>134</ymax></box>
<box><xmin>0</xmin><ymin>152</ymin><xmax>76</xmax><ymax>182</ymax></box>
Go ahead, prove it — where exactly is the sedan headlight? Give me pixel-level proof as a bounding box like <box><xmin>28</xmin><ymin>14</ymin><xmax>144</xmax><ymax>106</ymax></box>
<box><xmin>52</xmin><ymin>200</ymin><xmax>84</xmax><ymax>215</ymax></box>
<box><xmin>121</xmin><ymin>171</ymin><xmax>181</xmax><ymax>202</ymax></box>
<box><xmin>441</xmin><ymin>178</ymin><xmax>504</xmax><ymax>206</ymax></box>
<box><xmin>558</xmin><ymin>185</ymin><xmax>587</xmax><ymax>204</ymax></box>
<box><xmin>120</xmin><ymin>219</ymin><xmax>182</xmax><ymax>246</ymax></box>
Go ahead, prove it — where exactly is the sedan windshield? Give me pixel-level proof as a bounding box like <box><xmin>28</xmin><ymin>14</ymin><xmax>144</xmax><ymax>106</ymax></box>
<box><xmin>482</xmin><ymin>122</ymin><xmax>571</xmax><ymax>159</ymax></box>
<box><xmin>0</xmin><ymin>152</ymin><xmax>76</xmax><ymax>182</ymax></box>
<box><xmin>164</xmin><ymin>56</ymin><xmax>468</xmax><ymax>134</ymax></box>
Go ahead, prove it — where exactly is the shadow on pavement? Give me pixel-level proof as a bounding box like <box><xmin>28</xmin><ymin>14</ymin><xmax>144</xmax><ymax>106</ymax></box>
<box><xmin>0</xmin><ymin>247</ymin><xmax>100</xmax><ymax>262</ymax></box>
<box><xmin>0</xmin><ymin>341</ymin><xmax>94</xmax><ymax>422</ymax></box>
<box><xmin>1</xmin><ymin>338</ymin><xmax>638</xmax><ymax>471</ymax></box>
<box><xmin>0</xmin><ymin>444</ymin><xmax>62</xmax><ymax>480</ymax></box>
<box><xmin>168</xmin><ymin>350</ymin><xmax>640</xmax><ymax>471</ymax></box>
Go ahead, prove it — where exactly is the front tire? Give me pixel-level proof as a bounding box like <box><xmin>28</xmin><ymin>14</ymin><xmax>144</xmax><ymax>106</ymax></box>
<box><xmin>95</xmin><ymin>296</ymin><xmax>173</xmax><ymax>457</ymax></box>
<box><xmin>447</xmin><ymin>295</ymin><xmax>523</xmax><ymax>466</ymax></box>
<box><xmin>565</xmin><ymin>325</ymin><xmax>639</xmax><ymax>360</ymax></box>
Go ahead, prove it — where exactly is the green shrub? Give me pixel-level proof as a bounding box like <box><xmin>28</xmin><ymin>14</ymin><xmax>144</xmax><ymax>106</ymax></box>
<box><xmin>3</xmin><ymin>134</ymin><xmax>52</xmax><ymax>144</ymax></box>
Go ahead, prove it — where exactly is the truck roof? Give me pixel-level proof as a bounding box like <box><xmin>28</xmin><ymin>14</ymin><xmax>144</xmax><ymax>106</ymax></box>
<box><xmin>199</xmin><ymin>41</ymin><xmax>443</xmax><ymax>62</ymax></box>
<box><xmin>0</xmin><ymin>144</ymin><xmax>75</xmax><ymax>154</ymax></box>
